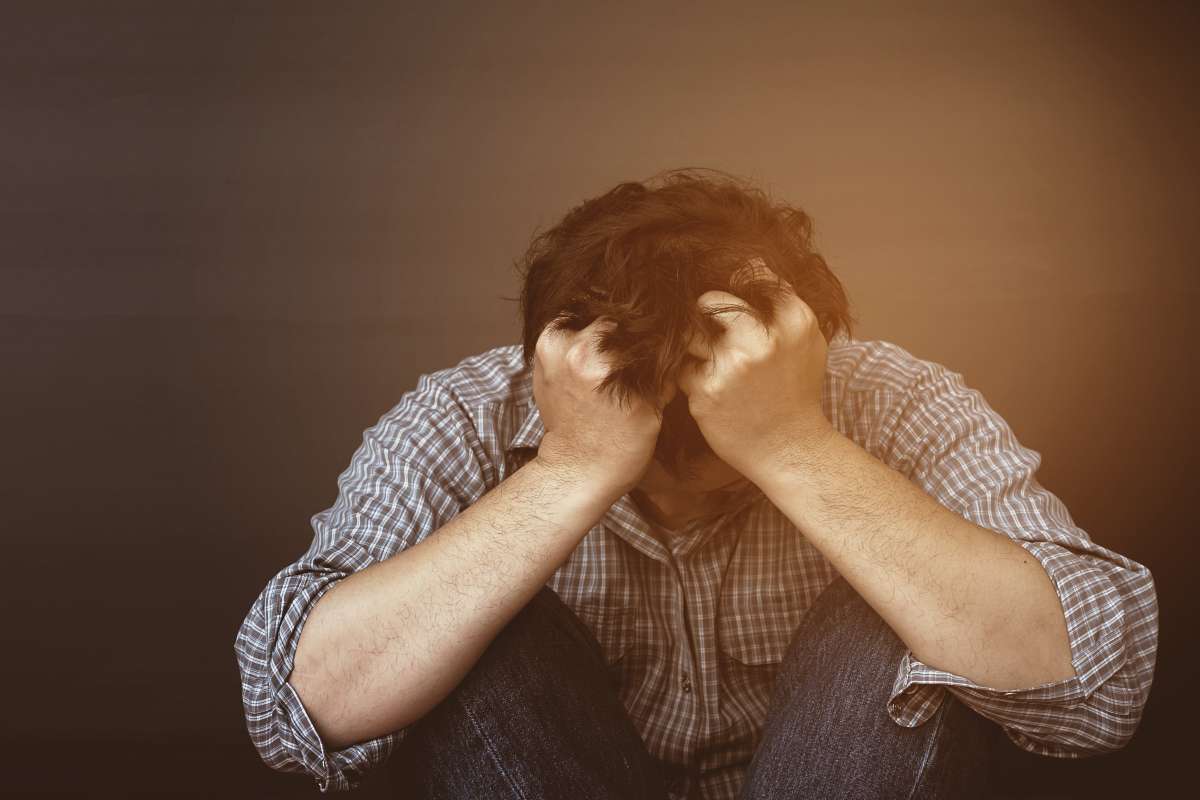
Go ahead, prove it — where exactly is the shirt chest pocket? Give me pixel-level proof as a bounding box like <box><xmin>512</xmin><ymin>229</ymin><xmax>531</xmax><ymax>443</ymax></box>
<box><xmin>718</xmin><ymin>590</ymin><xmax>803</xmax><ymax>667</ymax></box>
<box><xmin>712</xmin><ymin>591</ymin><xmax>805</xmax><ymax>739</ymax></box>
<box><xmin>570</xmin><ymin>600</ymin><xmax>640</xmax><ymax>668</ymax></box>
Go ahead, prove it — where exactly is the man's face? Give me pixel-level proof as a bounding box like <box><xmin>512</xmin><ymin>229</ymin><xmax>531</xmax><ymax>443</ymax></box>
<box><xmin>635</xmin><ymin>449</ymin><xmax>748</xmax><ymax>497</ymax></box>
<box><xmin>636</xmin><ymin>364</ymin><xmax>750</xmax><ymax>498</ymax></box>
<box><xmin>650</xmin><ymin>381</ymin><xmax>714</xmax><ymax>477</ymax></box>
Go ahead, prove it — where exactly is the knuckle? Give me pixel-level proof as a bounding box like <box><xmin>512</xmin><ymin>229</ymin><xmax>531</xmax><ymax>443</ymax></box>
<box><xmin>566</xmin><ymin>344</ymin><xmax>604</xmax><ymax>381</ymax></box>
<box><xmin>781</xmin><ymin>312</ymin><xmax>809</xmax><ymax>344</ymax></box>
<box><xmin>796</xmin><ymin>304</ymin><xmax>818</xmax><ymax>332</ymax></box>
<box><xmin>564</xmin><ymin>342</ymin><xmax>586</xmax><ymax>371</ymax></box>
<box><xmin>535</xmin><ymin>327</ymin><xmax>560</xmax><ymax>358</ymax></box>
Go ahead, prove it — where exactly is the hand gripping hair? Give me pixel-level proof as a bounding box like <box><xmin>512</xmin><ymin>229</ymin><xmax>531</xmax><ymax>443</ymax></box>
<box><xmin>517</xmin><ymin>169</ymin><xmax>853</xmax><ymax>475</ymax></box>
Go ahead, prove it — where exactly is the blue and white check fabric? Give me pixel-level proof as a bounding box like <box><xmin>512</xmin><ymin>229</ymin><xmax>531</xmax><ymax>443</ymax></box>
<box><xmin>235</xmin><ymin>334</ymin><xmax>1158</xmax><ymax>797</ymax></box>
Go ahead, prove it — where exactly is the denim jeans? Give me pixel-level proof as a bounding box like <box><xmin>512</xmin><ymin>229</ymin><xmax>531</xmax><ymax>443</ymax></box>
<box><xmin>390</xmin><ymin>577</ymin><xmax>1012</xmax><ymax>799</ymax></box>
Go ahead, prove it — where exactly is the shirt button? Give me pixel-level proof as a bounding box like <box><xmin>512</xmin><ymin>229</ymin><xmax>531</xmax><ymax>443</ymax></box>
<box><xmin>681</xmin><ymin>674</ymin><xmax>692</xmax><ymax>694</ymax></box>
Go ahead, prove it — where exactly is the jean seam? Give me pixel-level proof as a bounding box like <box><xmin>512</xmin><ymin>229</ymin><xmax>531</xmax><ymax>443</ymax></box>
<box><xmin>905</xmin><ymin>699</ymin><xmax>948</xmax><ymax>800</ymax></box>
<box><xmin>462</xmin><ymin>702</ymin><xmax>531</xmax><ymax>800</ymax></box>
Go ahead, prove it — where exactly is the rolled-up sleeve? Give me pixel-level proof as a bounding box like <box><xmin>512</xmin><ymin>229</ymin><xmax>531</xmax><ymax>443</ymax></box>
<box><xmin>879</xmin><ymin>363</ymin><xmax>1159</xmax><ymax>757</ymax></box>
<box><xmin>234</xmin><ymin>374</ymin><xmax>491</xmax><ymax>790</ymax></box>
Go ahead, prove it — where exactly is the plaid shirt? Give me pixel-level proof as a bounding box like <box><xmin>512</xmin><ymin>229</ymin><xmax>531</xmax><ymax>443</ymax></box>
<box><xmin>235</xmin><ymin>334</ymin><xmax>1158</xmax><ymax>797</ymax></box>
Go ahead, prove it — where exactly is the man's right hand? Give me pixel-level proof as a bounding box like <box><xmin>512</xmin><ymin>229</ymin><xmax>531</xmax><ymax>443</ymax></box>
<box><xmin>532</xmin><ymin>317</ymin><xmax>673</xmax><ymax>497</ymax></box>
<box><xmin>292</xmin><ymin>323</ymin><xmax>661</xmax><ymax>748</ymax></box>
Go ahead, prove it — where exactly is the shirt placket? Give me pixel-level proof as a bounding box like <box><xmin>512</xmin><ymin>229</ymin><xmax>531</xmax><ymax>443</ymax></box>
<box><xmin>670</xmin><ymin>517</ymin><xmax>736</xmax><ymax>798</ymax></box>
<box><xmin>603</xmin><ymin>492</ymin><xmax>757</xmax><ymax>800</ymax></box>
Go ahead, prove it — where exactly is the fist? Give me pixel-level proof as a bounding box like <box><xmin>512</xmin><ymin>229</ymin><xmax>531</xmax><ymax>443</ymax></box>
<box><xmin>676</xmin><ymin>280</ymin><xmax>832</xmax><ymax>481</ymax></box>
<box><xmin>532</xmin><ymin>317</ymin><xmax>675</xmax><ymax>496</ymax></box>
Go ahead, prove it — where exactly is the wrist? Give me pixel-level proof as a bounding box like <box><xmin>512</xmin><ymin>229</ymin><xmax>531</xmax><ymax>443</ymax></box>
<box><xmin>744</xmin><ymin>414</ymin><xmax>840</xmax><ymax>489</ymax></box>
<box><xmin>528</xmin><ymin>448</ymin><xmax>629</xmax><ymax>505</ymax></box>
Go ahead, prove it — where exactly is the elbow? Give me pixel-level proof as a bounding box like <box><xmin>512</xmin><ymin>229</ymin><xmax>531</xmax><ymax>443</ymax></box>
<box><xmin>1074</xmin><ymin>710</ymin><xmax>1142</xmax><ymax>757</ymax></box>
<box><xmin>290</xmin><ymin>618</ymin><xmax>356</xmax><ymax>749</ymax></box>
<box><xmin>1027</xmin><ymin>682</ymin><xmax>1151</xmax><ymax>758</ymax></box>
<box><xmin>290</xmin><ymin>610</ymin><xmax>431</xmax><ymax>750</ymax></box>
<box><xmin>291</xmin><ymin>649</ymin><xmax>433</xmax><ymax>751</ymax></box>
<box><xmin>1012</xmin><ymin>713</ymin><xmax>1141</xmax><ymax>759</ymax></box>
<box><xmin>1084</xmin><ymin>681</ymin><xmax>1152</xmax><ymax>756</ymax></box>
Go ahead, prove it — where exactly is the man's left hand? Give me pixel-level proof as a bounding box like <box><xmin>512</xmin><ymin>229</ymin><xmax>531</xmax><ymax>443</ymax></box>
<box><xmin>676</xmin><ymin>277</ymin><xmax>834</xmax><ymax>482</ymax></box>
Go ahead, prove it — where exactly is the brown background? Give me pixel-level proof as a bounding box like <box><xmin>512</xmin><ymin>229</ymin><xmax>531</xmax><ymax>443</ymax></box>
<box><xmin>3</xmin><ymin>2</ymin><xmax>1196</xmax><ymax>797</ymax></box>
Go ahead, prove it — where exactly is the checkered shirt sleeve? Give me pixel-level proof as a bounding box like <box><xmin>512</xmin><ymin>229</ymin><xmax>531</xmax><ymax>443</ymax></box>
<box><xmin>879</xmin><ymin>360</ymin><xmax>1159</xmax><ymax>756</ymax></box>
<box><xmin>233</xmin><ymin>373</ymin><xmax>489</xmax><ymax>791</ymax></box>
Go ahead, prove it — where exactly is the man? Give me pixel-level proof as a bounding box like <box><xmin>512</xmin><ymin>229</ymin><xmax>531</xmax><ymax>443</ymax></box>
<box><xmin>236</xmin><ymin>170</ymin><xmax>1158</xmax><ymax>799</ymax></box>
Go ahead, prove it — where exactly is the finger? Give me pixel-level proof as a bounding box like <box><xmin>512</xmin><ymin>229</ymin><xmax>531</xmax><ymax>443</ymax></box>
<box><xmin>696</xmin><ymin>290</ymin><xmax>768</xmax><ymax>355</ymax></box>
<box><xmin>675</xmin><ymin>355</ymin><xmax>703</xmax><ymax>397</ymax></box>
<box><xmin>729</xmin><ymin>259</ymin><xmax>816</xmax><ymax>333</ymax></box>
<box><xmin>577</xmin><ymin>316</ymin><xmax>620</xmax><ymax>364</ymax></box>
<box><xmin>553</xmin><ymin>316</ymin><xmax>619</xmax><ymax>387</ymax></box>
<box><xmin>576</xmin><ymin>314</ymin><xmax>616</xmax><ymax>342</ymax></box>
<box><xmin>534</xmin><ymin>320</ymin><xmax>569</xmax><ymax>364</ymax></box>
<box><xmin>683</xmin><ymin>324</ymin><xmax>713</xmax><ymax>361</ymax></box>
<box><xmin>728</xmin><ymin>256</ymin><xmax>778</xmax><ymax>286</ymax></box>
<box><xmin>656</xmin><ymin>378</ymin><xmax>677</xmax><ymax>410</ymax></box>
<box><xmin>775</xmin><ymin>287</ymin><xmax>818</xmax><ymax>339</ymax></box>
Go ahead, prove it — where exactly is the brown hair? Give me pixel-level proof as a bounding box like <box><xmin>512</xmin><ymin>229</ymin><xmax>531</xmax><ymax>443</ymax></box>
<box><xmin>517</xmin><ymin>168</ymin><xmax>853</xmax><ymax>475</ymax></box>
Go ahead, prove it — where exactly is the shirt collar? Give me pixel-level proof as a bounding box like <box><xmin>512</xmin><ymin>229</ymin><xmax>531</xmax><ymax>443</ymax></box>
<box><xmin>506</xmin><ymin>401</ymin><xmax>545</xmax><ymax>453</ymax></box>
<box><xmin>503</xmin><ymin>398</ymin><xmax>769</xmax><ymax>560</ymax></box>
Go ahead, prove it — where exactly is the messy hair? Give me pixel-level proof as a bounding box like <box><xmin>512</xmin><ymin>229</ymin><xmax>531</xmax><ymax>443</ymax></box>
<box><xmin>517</xmin><ymin>168</ymin><xmax>853</xmax><ymax>475</ymax></box>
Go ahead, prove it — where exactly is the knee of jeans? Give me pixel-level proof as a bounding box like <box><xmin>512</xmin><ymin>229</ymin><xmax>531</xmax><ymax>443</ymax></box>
<box><xmin>466</xmin><ymin>587</ymin><xmax>608</xmax><ymax>685</ymax></box>
<box><xmin>774</xmin><ymin>578</ymin><xmax>909</xmax><ymax>701</ymax></box>
<box><xmin>506</xmin><ymin>587</ymin><xmax>603</xmax><ymax>650</ymax></box>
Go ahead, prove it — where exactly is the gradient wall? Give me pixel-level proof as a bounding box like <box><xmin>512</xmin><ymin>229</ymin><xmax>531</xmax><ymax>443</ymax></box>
<box><xmin>3</xmin><ymin>2</ymin><xmax>1196</xmax><ymax>796</ymax></box>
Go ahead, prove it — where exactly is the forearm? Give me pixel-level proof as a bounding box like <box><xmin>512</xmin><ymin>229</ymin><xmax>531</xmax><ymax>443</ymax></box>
<box><xmin>755</xmin><ymin>425</ymin><xmax>1075</xmax><ymax>690</ymax></box>
<box><xmin>291</xmin><ymin>456</ymin><xmax>620</xmax><ymax>749</ymax></box>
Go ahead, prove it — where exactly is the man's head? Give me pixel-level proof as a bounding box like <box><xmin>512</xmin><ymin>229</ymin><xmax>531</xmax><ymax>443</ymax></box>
<box><xmin>518</xmin><ymin>169</ymin><xmax>852</xmax><ymax>480</ymax></box>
